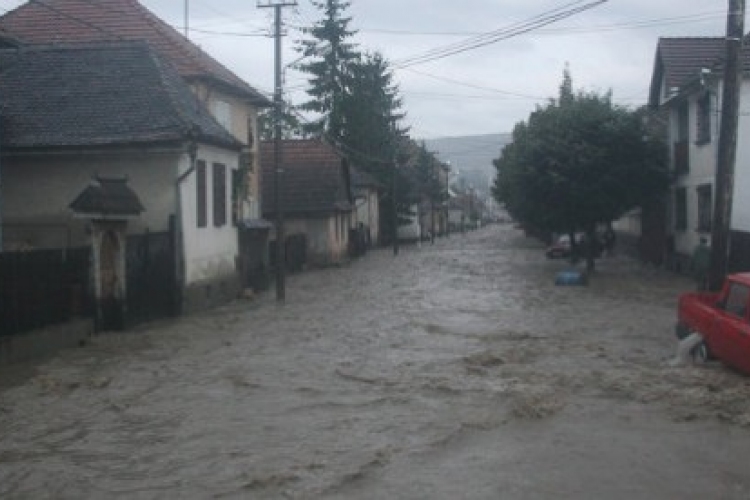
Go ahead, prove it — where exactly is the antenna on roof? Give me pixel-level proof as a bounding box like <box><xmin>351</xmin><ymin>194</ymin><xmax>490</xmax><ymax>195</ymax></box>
<box><xmin>184</xmin><ymin>0</ymin><xmax>189</xmax><ymax>39</ymax></box>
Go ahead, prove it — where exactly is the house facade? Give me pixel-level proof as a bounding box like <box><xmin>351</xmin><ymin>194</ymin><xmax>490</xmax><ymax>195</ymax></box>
<box><xmin>351</xmin><ymin>167</ymin><xmax>381</xmax><ymax>247</ymax></box>
<box><xmin>0</xmin><ymin>0</ymin><xmax>272</xmax><ymax>285</ymax></box>
<box><xmin>649</xmin><ymin>37</ymin><xmax>750</xmax><ymax>271</ymax></box>
<box><xmin>0</xmin><ymin>43</ymin><xmax>244</xmax><ymax>317</ymax></box>
<box><xmin>260</xmin><ymin>140</ymin><xmax>354</xmax><ymax>268</ymax></box>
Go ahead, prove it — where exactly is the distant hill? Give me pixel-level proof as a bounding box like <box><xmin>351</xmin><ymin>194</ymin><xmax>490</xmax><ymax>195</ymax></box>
<box><xmin>423</xmin><ymin>133</ymin><xmax>511</xmax><ymax>194</ymax></box>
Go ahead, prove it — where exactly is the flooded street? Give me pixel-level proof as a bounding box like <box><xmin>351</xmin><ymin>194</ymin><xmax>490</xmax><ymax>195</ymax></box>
<box><xmin>3</xmin><ymin>224</ymin><xmax>750</xmax><ymax>499</ymax></box>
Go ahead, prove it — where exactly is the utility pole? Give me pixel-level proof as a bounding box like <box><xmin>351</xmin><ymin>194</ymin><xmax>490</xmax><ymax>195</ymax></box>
<box><xmin>709</xmin><ymin>0</ymin><xmax>745</xmax><ymax>291</ymax></box>
<box><xmin>392</xmin><ymin>146</ymin><xmax>399</xmax><ymax>256</ymax></box>
<box><xmin>258</xmin><ymin>0</ymin><xmax>296</xmax><ymax>301</ymax></box>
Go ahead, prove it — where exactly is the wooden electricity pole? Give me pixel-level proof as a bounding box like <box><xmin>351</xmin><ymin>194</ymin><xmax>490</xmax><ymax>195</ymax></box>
<box><xmin>258</xmin><ymin>0</ymin><xmax>297</xmax><ymax>301</ymax></box>
<box><xmin>709</xmin><ymin>0</ymin><xmax>745</xmax><ymax>291</ymax></box>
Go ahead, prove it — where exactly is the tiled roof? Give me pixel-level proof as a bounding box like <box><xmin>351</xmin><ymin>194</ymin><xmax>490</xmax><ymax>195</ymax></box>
<box><xmin>649</xmin><ymin>36</ymin><xmax>750</xmax><ymax>106</ymax></box>
<box><xmin>260</xmin><ymin>139</ymin><xmax>353</xmax><ymax>216</ymax></box>
<box><xmin>0</xmin><ymin>42</ymin><xmax>242</xmax><ymax>149</ymax></box>
<box><xmin>0</xmin><ymin>0</ymin><xmax>270</xmax><ymax>105</ymax></box>
<box><xmin>69</xmin><ymin>176</ymin><xmax>145</xmax><ymax>217</ymax></box>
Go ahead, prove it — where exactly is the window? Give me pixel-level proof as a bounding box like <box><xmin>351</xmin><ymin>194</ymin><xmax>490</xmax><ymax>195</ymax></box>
<box><xmin>196</xmin><ymin>160</ymin><xmax>207</xmax><ymax>228</ymax></box>
<box><xmin>213</xmin><ymin>99</ymin><xmax>231</xmax><ymax>131</ymax></box>
<box><xmin>675</xmin><ymin>187</ymin><xmax>687</xmax><ymax>231</ymax></box>
<box><xmin>696</xmin><ymin>184</ymin><xmax>712</xmax><ymax>233</ymax></box>
<box><xmin>724</xmin><ymin>283</ymin><xmax>750</xmax><ymax>318</ymax></box>
<box><xmin>213</xmin><ymin>163</ymin><xmax>227</xmax><ymax>227</ymax></box>
<box><xmin>677</xmin><ymin>101</ymin><xmax>689</xmax><ymax>142</ymax></box>
<box><xmin>674</xmin><ymin>101</ymin><xmax>690</xmax><ymax>174</ymax></box>
<box><xmin>696</xmin><ymin>92</ymin><xmax>711</xmax><ymax>144</ymax></box>
<box><xmin>232</xmin><ymin>168</ymin><xmax>242</xmax><ymax>226</ymax></box>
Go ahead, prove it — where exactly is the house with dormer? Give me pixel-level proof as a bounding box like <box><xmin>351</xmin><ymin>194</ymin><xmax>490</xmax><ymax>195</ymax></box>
<box><xmin>0</xmin><ymin>0</ymin><xmax>272</xmax><ymax>287</ymax></box>
<box><xmin>0</xmin><ymin>42</ymin><xmax>245</xmax><ymax>323</ymax></box>
<box><xmin>649</xmin><ymin>36</ymin><xmax>750</xmax><ymax>272</ymax></box>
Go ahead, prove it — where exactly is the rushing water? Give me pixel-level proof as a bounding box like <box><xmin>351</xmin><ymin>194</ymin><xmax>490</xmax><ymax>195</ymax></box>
<box><xmin>2</xmin><ymin>225</ymin><xmax>750</xmax><ymax>499</ymax></box>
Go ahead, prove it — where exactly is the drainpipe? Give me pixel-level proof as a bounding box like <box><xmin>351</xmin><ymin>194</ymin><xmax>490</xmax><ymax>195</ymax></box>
<box><xmin>0</xmin><ymin>111</ymin><xmax>3</xmax><ymax>251</ymax></box>
<box><xmin>174</xmin><ymin>138</ymin><xmax>198</xmax><ymax>314</ymax></box>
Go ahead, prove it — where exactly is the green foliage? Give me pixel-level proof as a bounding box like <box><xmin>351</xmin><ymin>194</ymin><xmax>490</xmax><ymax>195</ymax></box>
<box><xmin>294</xmin><ymin>4</ymin><xmax>422</xmax><ymax>243</ymax></box>
<box><xmin>257</xmin><ymin>108</ymin><xmax>304</xmax><ymax>141</ymax></box>
<box><xmin>412</xmin><ymin>141</ymin><xmax>446</xmax><ymax>204</ymax></box>
<box><xmin>340</xmin><ymin>52</ymin><xmax>404</xmax><ymax>172</ymax></box>
<box><xmin>296</xmin><ymin>0</ymin><xmax>359</xmax><ymax>142</ymax></box>
<box><xmin>337</xmin><ymin>51</ymin><xmax>412</xmax><ymax>241</ymax></box>
<box><xmin>493</xmin><ymin>70</ymin><xmax>670</xmax><ymax>244</ymax></box>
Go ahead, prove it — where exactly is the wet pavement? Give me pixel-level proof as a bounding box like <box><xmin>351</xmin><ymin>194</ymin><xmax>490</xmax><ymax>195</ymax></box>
<box><xmin>2</xmin><ymin>224</ymin><xmax>750</xmax><ymax>499</ymax></box>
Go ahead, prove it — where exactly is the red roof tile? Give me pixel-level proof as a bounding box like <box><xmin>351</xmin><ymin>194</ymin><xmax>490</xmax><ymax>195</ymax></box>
<box><xmin>260</xmin><ymin>139</ymin><xmax>353</xmax><ymax>216</ymax></box>
<box><xmin>0</xmin><ymin>0</ymin><xmax>270</xmax><ymax>105</ymax></box>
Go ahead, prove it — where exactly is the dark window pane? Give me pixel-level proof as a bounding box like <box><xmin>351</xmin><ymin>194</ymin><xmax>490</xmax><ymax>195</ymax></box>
<box><xmin>196</xmin><ymin>160</ymin><xmax>207</xmax><ymax>228</ymax></box>
<box><xmin>213</xmin><ymin>163</ymin><xmax>227</xmax><ymax>227</ymax></box>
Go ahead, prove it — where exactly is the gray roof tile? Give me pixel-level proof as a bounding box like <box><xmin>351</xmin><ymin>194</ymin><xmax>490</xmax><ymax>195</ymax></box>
<box><xmin>0</xmin><ymin>42</ymin><xmax>242</xmax><ymax>149</ymax></box>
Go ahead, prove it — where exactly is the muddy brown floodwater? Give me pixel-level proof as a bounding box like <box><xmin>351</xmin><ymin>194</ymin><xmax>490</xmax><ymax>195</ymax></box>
<box><xmin>2</xmin><ymin>225</ymin><xmax>750</xmax><ymax>499</ymax></box>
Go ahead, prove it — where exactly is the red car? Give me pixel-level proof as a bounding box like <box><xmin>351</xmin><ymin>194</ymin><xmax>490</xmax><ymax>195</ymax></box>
<box><xmin>676</xmin><ymin>273</ymin><xmax>750</xmax><ymax>375</ymax></box>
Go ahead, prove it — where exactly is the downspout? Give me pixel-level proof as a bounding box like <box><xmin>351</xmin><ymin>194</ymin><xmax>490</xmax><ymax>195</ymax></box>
<box><xmin>175</xmin><ymin>138</ymin><xmax>198</xmax><ymax>314</ymax></box>
<box><xmin>0</xmin><ymin>107</ymin><xmax>3</xmax><ymax>251</ymax></box>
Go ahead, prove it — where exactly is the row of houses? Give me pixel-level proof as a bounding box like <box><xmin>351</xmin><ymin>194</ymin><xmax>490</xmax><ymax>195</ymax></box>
<box><xmin>0</xmin><ymin>0</ymin><xmax>432</xmax><ymax>356</ymax></box>
<box><xmin>607</xmin><ymin>34</ymin><xmax>750</xmax><ymax>275</ymax></box>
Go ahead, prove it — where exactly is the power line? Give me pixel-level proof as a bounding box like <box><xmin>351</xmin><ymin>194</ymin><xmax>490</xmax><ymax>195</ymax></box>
<box><xmin>186</xmin><ymin>26</ymin><xmax>270</xmax><ymax>37</ymax></box>
<box><xmin>393</xmin><ymin>0</ymin><xmax>608</xmax><ymax>68</ymax></box>
<box><xmin>316</xmin><ymin>10</ymin><xmax>724</xmax><ymax>37</ymax></box>
<box><xmin>403</xmin><ymin>67</ymin><xmax>547</xmax><ymax>100</ymax></box>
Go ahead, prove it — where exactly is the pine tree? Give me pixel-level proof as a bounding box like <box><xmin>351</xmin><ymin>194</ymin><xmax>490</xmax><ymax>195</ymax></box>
<box><xmin>341</xmin><ymin>51</ymin><xmax>411</xmax><ymax>244</ymax></box>
<box><xmin>296</xmin><ymin>0</ymin><xmax>359</xmax><ymax>142</ymax></box>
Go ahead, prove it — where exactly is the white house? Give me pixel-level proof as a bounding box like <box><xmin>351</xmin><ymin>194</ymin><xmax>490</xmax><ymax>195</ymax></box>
<box><xmin>0</xmin><ymin>43</ymin><xmax>244</xmax><ymax>322</ymax></box>
<box><xmin>649</xmin><ymin>36</ymin><xmax>750</xmax><ymax>272</ymax></box>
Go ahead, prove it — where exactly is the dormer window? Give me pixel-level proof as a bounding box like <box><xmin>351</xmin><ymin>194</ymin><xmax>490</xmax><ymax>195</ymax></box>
<box><xmin>212</xmin><ymin>99</ymin><xmax>232</xmax><ymax>131</ymax></box>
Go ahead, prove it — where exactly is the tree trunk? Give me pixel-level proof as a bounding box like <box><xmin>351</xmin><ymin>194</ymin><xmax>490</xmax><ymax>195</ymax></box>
<box><xmin>585</xmin><ymin>226</ymin><xmax>596</xmax><ymax>272</ymax></box>
<box><xmin>568</xmin><ymin>230</ymin><xmax>578</xmax><ymax>264</ymax></box>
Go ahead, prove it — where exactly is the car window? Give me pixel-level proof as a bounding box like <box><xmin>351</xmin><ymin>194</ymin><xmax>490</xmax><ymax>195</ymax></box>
<box><xmin>724</xmin><ymin>283</ymin><xmax>750</xmax><ymax>318</ymax></box>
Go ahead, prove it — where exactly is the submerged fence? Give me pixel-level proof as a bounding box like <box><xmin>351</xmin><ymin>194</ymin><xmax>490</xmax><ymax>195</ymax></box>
<box><xmin>0</xmin><ymin>247</ymin><xmax>91</xmax><ymax>336</ymax></box>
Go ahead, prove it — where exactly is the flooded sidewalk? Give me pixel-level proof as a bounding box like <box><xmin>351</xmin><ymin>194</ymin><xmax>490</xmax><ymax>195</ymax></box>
<box><xmin>2</xmin><ymin>225</ymin><xmax>750</xmax><ymax>499</ymax></box>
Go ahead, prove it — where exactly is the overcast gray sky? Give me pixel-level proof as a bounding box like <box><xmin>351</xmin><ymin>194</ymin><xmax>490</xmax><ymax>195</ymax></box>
<box><xmin>3</xmin><ymin>0</ymin><xmax>744</xmax><ymax>138</ymax></box>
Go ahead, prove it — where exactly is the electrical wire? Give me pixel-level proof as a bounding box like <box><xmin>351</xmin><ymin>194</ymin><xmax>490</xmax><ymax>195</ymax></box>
<box><xmin>403</xmin><ymin>67</ymin><xmax>547</xmax><ymax>100</ymax></box>
<box><xmin>393</xmin><ymin>0</ymin><xmax>608</xmax><ymax>68</ymax></box>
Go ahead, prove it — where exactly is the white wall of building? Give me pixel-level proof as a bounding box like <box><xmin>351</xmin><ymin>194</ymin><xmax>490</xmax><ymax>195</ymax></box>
<box><xmin>1</xmin><ymin>148</ymin><xmax>180</xmax><ymax>249</ymax></box>
<box><xmin>397</xmin><ymin>204</ymin><xmax>421</xmax><ymax>240</ymax></box>
<box><xmin>179</xmin><ymin>144</ymin><xmax>240</xmax><ymax>285</ymax></box>
<box><xmin>730</xmin><ymin>81</ymin><xmax>750</xmax><ymax>232</ymax></box>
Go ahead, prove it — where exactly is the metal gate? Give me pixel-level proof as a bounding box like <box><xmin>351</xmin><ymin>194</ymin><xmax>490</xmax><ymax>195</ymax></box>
<box><xmin>125</xmin><ymin>229</ymin><xmax>177</xmax><ymax>326</ymax></box>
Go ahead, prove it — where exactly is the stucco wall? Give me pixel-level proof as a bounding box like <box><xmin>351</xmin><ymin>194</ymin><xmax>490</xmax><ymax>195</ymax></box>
<box><xmin>285</xmin><ymin>213</ymin><xmax>350</xmax><ymax>267</ymax></box>
<box><xmin>178</xmin><ymin>144</ymin><xmax>240</xmax><ymax>286</ymax></box>
<box><xmin>354</xmin><ymin>189</ymin><xmax>380</xmax><ymax>245</ymax></box>
<box><xmin>731</xmin><ymin>82</ymin><xmax>750</xmax><ymax>232</ymax></box>
<box><xmin>668</xmin><ymin>80</ymin><xmax>750</xmax><ymax>256</ymax></box>
<box><xmin>1</xmin><ymin>149</ymin><xmax>180</xmax><ymax>249</ymax></box>
<box><xmin>668</xmin><ymin>89</ymin><xmax>719</xmax><ymax>256</ymax></box>
<box><xmin>190</xmin><ymin>83</ymin><xmax>262</xmax><ymax>221</ymax></box>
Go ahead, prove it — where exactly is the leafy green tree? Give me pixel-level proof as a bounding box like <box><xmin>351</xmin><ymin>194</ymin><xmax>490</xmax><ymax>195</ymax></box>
<box><xmin>296</xmin><ymin>0</ymin><xmax>359</xmax><ymax>142</ymax></box>
<box><xmin>493</xmin><ymin>70</ymin><xmax>670</xmax><ymax>270</ymax></box>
